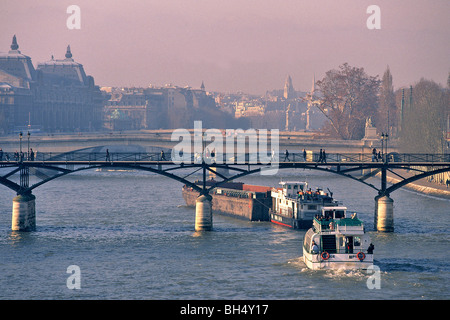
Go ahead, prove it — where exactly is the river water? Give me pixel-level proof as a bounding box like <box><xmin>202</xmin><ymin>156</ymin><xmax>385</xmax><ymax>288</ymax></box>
<box><xmin>0</xmin><ymin>168</ymin><xmax>448</xmax><ymax>300</ymax></box>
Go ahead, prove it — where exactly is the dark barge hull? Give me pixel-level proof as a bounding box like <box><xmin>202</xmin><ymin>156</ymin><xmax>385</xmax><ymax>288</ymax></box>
<box><xmin>182</xmin><ymin>182</ymin><xmax>272</xmax><ymax>221</ymax></box>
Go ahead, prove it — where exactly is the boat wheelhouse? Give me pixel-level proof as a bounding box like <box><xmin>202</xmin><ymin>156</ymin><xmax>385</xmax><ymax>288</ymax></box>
<box><xmin>303</xmin><ymin>207</ymin><xmax>374</xmax><ymax>270</ymax></box>
<box><xmin>269</xmin><ymin>181</ymin><xmax>339</xmax><ymax>229</ymax></box>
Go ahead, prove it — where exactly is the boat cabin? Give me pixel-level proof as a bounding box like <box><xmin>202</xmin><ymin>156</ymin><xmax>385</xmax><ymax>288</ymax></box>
<box><xmin>305</xmin><ymin>206</ymin><xmax>369</xmax><ymax>256</ymax></box>
<box><xmin>279</xmin><ymin>181</ymin><xmax>307</xmax><ymax>198</ymax></box>
<box><xmin>319</xmin><ymin>207</ymin><xmax>348</xmax><ymax>220</ymax></box>
<box><xmin>313</xmin><ymin>207</ymin><xmax>364</xmax><ymax>233</ymax></box>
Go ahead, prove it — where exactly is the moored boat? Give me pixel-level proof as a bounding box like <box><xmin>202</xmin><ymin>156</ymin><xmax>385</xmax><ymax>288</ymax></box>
<box><xmin>302</xmin><ymin>206</ymin><xmax>374</xmax><ymax>270</ymax></box>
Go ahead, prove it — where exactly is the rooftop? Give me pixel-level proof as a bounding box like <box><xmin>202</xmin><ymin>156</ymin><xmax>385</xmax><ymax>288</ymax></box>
<box><xmin>0</xmin><ymin>35</ymin><xmax>36</xmax><ymax>82</ymax></box>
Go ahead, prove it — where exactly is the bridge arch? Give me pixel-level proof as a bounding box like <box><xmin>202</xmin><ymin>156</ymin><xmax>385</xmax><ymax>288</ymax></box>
<box><xmin>0</xmin><ymin>163</ymin><xmax>205</xmax><ymax>195</ymax></box>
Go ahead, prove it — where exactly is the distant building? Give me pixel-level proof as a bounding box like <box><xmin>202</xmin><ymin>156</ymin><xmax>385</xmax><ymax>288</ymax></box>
<box><xmin>0</xmin><ymin>35</ymin><xmax>35</xmax><ymax>133</ymax></box>
<box><xmin>0</xmin><ymin>36</ymin><xmax>104</xmax><ymax>134</ymax></box>
<box><xmin>228</xmin><ymin>75</ymin><xmax>327</xmax><ymax>131</ymax></box>
<box><xmin>303</xmin><ymin>74</ymin><xmax>327</xmax><ymax>131</ymax></box>
<box><xmin>283</xmin><ymin>75</ymin><xmax>296</xmax><ymax>100</ymax></box>
<box><xmin>103</xmin><ymin>82</ymin><xmax>242</xmax><ymax>130</ymax></box>
<box><xmin>234</xmin><ymin>101</ymin><xmax>265</xmax><ymax>118</ymax></box>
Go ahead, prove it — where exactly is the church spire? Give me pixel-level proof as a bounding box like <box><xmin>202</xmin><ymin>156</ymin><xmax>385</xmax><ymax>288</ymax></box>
<box><xmin>65</xmin><ymin>45</ymin><xmax>73</xmax><ymax>59</ymax></box>
<box><xmin>10</xmin><ymin>35</ymin><xmax>19</xmax><ymax>51</ymax></box>
<box><xmin>311</xmin><ymin>73</ymin><xmax>316</xmax><ymax>94</ymax></box>
<box><xmin>284</xmin><ymin>75</ymin><xmax>294</xmax><ymax>99</ymax></box>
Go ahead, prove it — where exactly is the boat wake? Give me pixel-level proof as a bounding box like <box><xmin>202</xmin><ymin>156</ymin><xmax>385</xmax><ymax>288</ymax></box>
<box><xmin>288</xmin><ymin>256</ymin><xmax>373</xmax><ymax>279</ymax></box>
<box><xmin>322</xmin><ymin>267</ymin><xmax>367</xmax><ymax>280</ymax></box>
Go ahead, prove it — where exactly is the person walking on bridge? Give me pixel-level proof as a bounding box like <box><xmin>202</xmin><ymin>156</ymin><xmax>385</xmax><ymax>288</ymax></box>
<box><xmin>372</xmin><ymin>148</ymin><xmax>377</xmax><ymax>162</ymax></box>
<box><xmin>284</xmin><ymin>149</ymin><xmax>290</xmax><ymax>162</ymax></box>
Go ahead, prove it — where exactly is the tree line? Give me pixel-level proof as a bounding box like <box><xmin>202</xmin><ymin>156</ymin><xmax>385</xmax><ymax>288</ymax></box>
<box><xmin>314</xmin><ymin>63</ymin><xmax>449</xmax><ymax>153</ymax></box>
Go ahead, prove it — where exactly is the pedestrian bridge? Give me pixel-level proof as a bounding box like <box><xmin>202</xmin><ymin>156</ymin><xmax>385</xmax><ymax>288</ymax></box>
<box><xmin>1</xmin><ymin>150</ymin><xmax>449</xmax><ymax>233</ymax></box>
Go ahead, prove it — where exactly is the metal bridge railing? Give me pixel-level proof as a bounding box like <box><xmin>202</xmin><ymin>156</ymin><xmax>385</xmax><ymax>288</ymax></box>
<box><xmin>0</xmin><ymin>152</ymin><xmax>449</xmax><ymax>164</ymax></box>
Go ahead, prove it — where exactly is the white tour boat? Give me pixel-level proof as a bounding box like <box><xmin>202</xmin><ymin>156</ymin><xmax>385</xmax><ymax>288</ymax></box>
<box><xmin>302</xmin><ymin>206</ymin><xmax>374</xmax><ymax>270</ymax></box>
<box><xmin>270</xmin><ymin>181</ymin><xmax>340</xmax><ymax>229</ymax></box>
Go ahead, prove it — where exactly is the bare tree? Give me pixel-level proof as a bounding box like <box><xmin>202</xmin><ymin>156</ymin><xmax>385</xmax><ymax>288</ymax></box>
<box><xmin>400</xmin><ymin>79</ymin><xmax>449</xmax><ymax>153</ymax></box>
<box><xmin>315</xmin><ymin>63</ymin><xmax>380</xmax><ymax>139</ymax></box>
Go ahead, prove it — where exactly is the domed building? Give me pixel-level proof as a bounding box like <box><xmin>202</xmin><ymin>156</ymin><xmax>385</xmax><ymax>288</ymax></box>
<box><xmin>0</xmin><ymin>35</ymin><xmax>35</xmax><ymax>133</ymax></box>
<box><xmin>0</xmin><ymin>36</ymin><xmax>103</xmax><ymax>134</ymax></box>
<box><xmin>34</xmin><ymin>45</ymin><xmax>103</xmax><ymax>132</ymax></box>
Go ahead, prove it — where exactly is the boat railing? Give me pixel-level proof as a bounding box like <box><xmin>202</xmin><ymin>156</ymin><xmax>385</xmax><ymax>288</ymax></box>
<box><xmin>313</xmin><ymin>217</ymin><xmax>363</xmax><ymax>233</ymax></box>
<box><xmin>317</xmin><ymin>247</ymin><xmax>366</xmax><ymax>255</ymax></box>
<box><xmin>313</xmin><ymin>218</ymin><xmax>331</xmax><ymax>233</ymax></box>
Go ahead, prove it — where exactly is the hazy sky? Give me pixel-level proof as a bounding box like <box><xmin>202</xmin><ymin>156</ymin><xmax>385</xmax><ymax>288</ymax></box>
<box><xmin>1</xmin><ymin>0</ymin><xmax>449</xmax><ymax>94</ymax></box>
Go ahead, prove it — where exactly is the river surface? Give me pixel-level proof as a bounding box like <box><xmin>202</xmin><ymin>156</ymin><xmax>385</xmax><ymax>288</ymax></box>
<box><xmin>0</xmin><ymin>168</ymin><xmax>448</xmax><ymax>300</ymax></box>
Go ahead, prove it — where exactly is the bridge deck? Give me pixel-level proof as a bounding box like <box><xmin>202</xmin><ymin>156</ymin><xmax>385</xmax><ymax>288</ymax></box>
<box><xmin>2</xmin><ymin>161</ymin><xmax>450</xmax><ymax>167</ymax></box>
<box><xmin>0</xmin><ymin>151</ymin><xmax>448</xmax><ymax>165</ymax></box>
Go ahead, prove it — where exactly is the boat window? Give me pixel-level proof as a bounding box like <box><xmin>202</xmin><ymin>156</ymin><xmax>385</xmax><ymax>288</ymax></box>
<box><xmin>338</xmin><ymin>236</ymin><xmax>344</xmax><ymax>247</ymax></box>
<box><xmin>334</xmin><ymin>210</ymin><xmax>345</xmax><ymax>218</ymax></box>
<box><xmin>308</xmin><ymin>205</ymin><xmax>317</xmax><ymax>210</ymax></box>
<box><xmin>293</xmin><ymin>185</ymin><xmax>297</xmax><ymax>190</ymax></box>
<box><xmin>354</xmin><ymin>236</ymin><xmax>361</xmax><ymax>247</ymax></box>
<box><xmin>288</xmin><ymin>185</ymin><xmax>291</xmax><ymax>189</ymax></box>
<box><xmin>303</xmin><ymin>229</ymin><xmax>315</xmax><ymax>253</ymax></box>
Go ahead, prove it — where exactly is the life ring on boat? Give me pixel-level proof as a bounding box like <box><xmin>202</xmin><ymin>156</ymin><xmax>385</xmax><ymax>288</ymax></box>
<box><xmin>357</xmin><ymin>252</ymin><xmax>365</xmax><ymax>261</ymax></box>
<box><xmin>321</xmin><ymin>251</ymin><xmax>330</xmax><ymax>260</ymax></box>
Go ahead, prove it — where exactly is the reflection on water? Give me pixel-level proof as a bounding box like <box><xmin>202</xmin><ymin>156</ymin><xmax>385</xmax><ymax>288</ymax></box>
<box><xmin>7</xmin><ymin>230</ymin><xmax>27</xmax><ymax>246</ymax></box>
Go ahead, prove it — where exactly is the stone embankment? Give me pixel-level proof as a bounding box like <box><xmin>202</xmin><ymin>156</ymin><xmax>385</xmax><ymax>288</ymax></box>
<box><xmin>385</xmin><ymin>171</ymin><xmax>450</xmax><ymax>200</ymax></box>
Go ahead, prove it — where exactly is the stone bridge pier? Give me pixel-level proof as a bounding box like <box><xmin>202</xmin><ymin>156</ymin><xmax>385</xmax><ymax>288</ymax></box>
<box><xmin>373</xmin><ymin>166</ymin><xmax>394</xmax><ymax>232</ymax></box>
<box><xmin>195</xmin><ymin>194</ymin><xmax>213</xmax><ymax>231</ymax></box>
<box><xmin>374</xmin><ymin>195</ymin><xmax>394</xmax><ymax>232</ymax></box>
<box><xmin>12</xmin><ymin>193</ymin><xmax>36</xmax><ymax>231</ymax></box>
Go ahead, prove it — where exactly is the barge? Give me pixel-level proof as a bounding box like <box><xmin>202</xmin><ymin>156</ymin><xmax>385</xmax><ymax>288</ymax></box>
<box><xmin>182</xmin><ymin>181</ymin><xmax>272</xmax><ymax>221</ymax></box>
<box><xmin>182</xmin><ymin>180</ymin><xmax>343</xmax><ymax>230</ymax></box>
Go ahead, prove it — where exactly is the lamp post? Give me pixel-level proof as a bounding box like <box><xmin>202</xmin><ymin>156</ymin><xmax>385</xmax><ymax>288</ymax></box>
<box><xmin>27</xmin><ymin>131</ymin><xmax>30</xmax><ymax>160</ymax></box>
<box><xmin>381</xmin><ymin>133</ymin><xmax>389</xmax><ymax>162</ymax></box>
<box><xmin>19</xmin><ymin>131</ymin><xmax>23</xmax><ymax>157</ymax></box>
<box><xmin>385</xmin><ymin>133</ymin><xmax>389</xmax><ymax>158</ymax></box>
